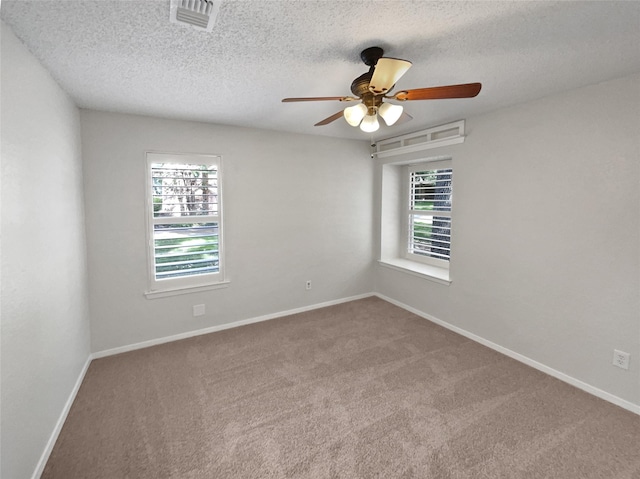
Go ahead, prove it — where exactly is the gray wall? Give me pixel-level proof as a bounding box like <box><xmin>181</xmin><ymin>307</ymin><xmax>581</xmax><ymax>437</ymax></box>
<box><xmin>1</xmin><ymin>23</ymin><xmax>91</xmax><ymax>479</ymax></box>
<box><xmin>374</xmin><ymin>73</ymin><xmax>640</xmax><ymax>407</ymax></box>
<box><xmin>80</xmin><ymin>110</ymin><xmax>374</xmax><ymax>352</ymax></box>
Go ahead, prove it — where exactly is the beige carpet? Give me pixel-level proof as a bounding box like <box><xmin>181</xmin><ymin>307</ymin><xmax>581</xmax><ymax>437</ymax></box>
<box><xmin>43</xmin><ymin>297</ymin><xmax>640</xmax><ymax>478</ymax></box>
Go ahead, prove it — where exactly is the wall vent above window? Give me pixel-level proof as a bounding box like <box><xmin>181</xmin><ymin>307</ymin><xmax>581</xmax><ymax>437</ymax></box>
<box><xmin>170</xmin><ymin>0</ymin><xmax>221</xmax><ymax>32</ymax></box>
<box><xmin>373</xmin><ymin>120</ymin><xmax>465</xmax><ymax>159</ymax></box>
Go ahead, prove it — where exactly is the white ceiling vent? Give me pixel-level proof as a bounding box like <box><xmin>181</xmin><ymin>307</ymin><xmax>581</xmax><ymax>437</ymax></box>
<box><xmin>170</xmin><ymin>0</ymin><xmax>221</xmax><ymax>32</ymax></box>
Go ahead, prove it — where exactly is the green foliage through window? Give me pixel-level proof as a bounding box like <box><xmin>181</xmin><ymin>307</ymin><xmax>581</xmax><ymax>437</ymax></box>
<box><xmin>150</xmin><ymin>161</ymin><xmax>221</xmax><ymax>281</ymax></box>
<box><xmin>409</xmin><ymin>168</ymin><xmax>452</xmax><ymax>262</ymax></box>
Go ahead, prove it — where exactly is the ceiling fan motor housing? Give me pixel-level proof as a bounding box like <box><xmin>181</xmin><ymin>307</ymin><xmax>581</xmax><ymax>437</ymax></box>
<box><xmin>350</xmin><ymin>71</ymin><xmax>373</xmax><ymax>97</ymax></box>
<box><xmin>351</xmin><ymin>47</ymin><xmax>389</xmax><ymax>103</ymax></box>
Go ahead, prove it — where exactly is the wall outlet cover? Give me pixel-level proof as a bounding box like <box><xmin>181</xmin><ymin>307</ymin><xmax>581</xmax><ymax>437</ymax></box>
<box><xmin>612</xmin><ymin>350</ymin><xmax>630</xmax><ymax>370</ymax></box>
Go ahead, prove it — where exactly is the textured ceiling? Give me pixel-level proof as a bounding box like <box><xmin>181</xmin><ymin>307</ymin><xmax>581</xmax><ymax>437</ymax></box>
<box><xmin>2</xmin><ymin>0</ymin><xmax>640</xmax><ymax>141</ymax></box>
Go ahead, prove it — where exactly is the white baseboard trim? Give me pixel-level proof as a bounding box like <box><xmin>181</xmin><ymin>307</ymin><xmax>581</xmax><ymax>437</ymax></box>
<box><xmin>32</xmin><ymin>293</ymin><xmax>373</xmax><ymax>477</ymax></box>
<box><xmin>34</xmin><ymin>290</ymin><xmax>637</xmax><ymax>479</ymax></box>
<box><xmin>92</xmin><ymin>292</ymin><xmax>375</xmax><ymax>359</ymax></box>
<box><xmin>31</xmin><ymin>354</ymin><xmax>93</xmax><ymax>479</ymax></box>
<box><xmin>374</xmin><ymin>293</ymin><xmax>640</xmax><ymax>416</ymax></box>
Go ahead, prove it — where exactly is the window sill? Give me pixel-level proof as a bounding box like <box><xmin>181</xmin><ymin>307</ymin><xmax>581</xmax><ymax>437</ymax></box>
<box><xmin>378</xmin><ymin>259</ymin><xmax>451</xmax><ymax>285</ymax></box>
<box><xmin>144</xmin><ymin>280</ymin><xmax>230</xmax><ymax>299</ymax></box>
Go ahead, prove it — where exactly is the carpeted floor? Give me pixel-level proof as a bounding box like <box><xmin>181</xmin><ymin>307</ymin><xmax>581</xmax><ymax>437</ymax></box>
<box><xmin>43</xmin><ymin>297</ymin><xmax>640</xmax><ymax>478</ymax></box>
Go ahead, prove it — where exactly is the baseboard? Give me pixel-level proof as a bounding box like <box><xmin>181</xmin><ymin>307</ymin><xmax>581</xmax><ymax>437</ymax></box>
<box><xmin>92</xmin><ymin>292</ymin><xmax>375</xmax><ymax>359</ymax></box>
<box><xmin>31</xmin><ymin>354</ymin><xmax>93</xmax><ymax>479</ymax></box>
<box><xmin>374</xmin><ymin>293</ymin><xmax>640</xmax><ymax>416</ymax></box>
<box><xmin>31</xmin><ymin>293</ymin><xmax>373</xmax><ymax>477</ymax></box>
<box><xmin>34</xmin><ymin>290</ymin><xmax>637</xmax><ymax>479</ymax></box>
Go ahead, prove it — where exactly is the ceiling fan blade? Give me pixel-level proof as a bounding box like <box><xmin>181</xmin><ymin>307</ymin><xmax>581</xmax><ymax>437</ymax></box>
<box><xmin>369</xmin><ymin>58</ymin><xmax>412</xmax><ymax>95</ymax></box>
<box><xmin>393</xmin><ymin>83</ymin><xmax>482</xmax><ymax>101</ymax></box>
<box><xmin>314</xmin><ymin>110</ymin><xmax>345</xmax><ymax>126</ymax></box>
<box><xmin>396</xmin><ymin>111</ymin><xmax>413</xmax><ymax>125</ymax></box>
<box><xmin>282</xmin><ymin>96</ymin><xmax>357</xmax><ymax>102</ymax></box>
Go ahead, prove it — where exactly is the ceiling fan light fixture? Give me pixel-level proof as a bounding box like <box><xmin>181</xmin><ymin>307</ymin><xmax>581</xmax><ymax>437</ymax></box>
<box><xmin>344</xmin><ymin>103</ymin><xmax>367</xmax><ymax>126</ymax></box>
<box><xmin>360</xmin><ymin>113</ymin><xmax>380</xmax><ymax>133</ymax></box>
<box><xmin>378</xmin><ymin>102</ymin><xmax>403</xmax><ymax>126</ymax></box>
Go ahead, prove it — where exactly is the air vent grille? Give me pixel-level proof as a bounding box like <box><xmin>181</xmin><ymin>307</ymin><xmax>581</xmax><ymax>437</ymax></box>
<box><xmin>373</xmin><ymin>121</ymin><xmax>466</xmax><ymax>158</ymax></box>
<box><xmin>170</xmin><ymin>0</ymin><xmax>221</xmax><ymax>32</ymax></box>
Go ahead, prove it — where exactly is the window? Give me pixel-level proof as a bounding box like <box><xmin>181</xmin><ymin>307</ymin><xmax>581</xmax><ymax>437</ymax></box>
<box><xmin>376</xmin><ymin>123</ymin><xmax>462</xmax><ymax>284</ymax></box>
<box><xmin>405</xmin><ymin>160</ymin><xmax>452</xmax><ymax>269</ymax></box>
<box><xmin>145</xmin><ymin>152</ymin><xmax>225</xmax><ymax>295</ymax></box>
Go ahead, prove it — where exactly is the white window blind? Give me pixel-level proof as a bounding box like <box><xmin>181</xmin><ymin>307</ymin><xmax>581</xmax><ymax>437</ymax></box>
<box><xmin>146</xmin><ymin>153</ymin><xmax>223</xmax><ymax>291</ymax></box>
<box><xmin>407</xmin><ymin>162</ymin><xmax>452</xmax><ymax>267</ymax></box>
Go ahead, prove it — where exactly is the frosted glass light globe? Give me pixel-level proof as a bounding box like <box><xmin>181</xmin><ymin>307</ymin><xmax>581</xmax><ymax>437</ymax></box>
<box><xmin>360</xmin><ymin>113</ymin><xmax>380</xmax><ymax>133</ymax></box>
<box><xmin>343</xmin><ymin>103</ymin><xmax>367</xmax><ymax>126</ymax></box>
<box><xmin>378</xmin><ymin>102</ymin><xmax>403</xmax><ymax>126</ymax></box>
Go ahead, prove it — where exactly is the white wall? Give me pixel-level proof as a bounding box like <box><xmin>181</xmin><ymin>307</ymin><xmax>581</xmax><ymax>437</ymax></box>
<box><xmin>375</xmin><ymin>73</ymin><xmax>640</xmax><ymax>408</ymax></box>
<box><xmin>80</xmin><ymin>110</ymin><xmax>373</xmax><ymax>352</ymax></box>
<box><xmin>1</xmin><ymin>23</ymin><xmax>91</xmax><ymax>478</ymax></box>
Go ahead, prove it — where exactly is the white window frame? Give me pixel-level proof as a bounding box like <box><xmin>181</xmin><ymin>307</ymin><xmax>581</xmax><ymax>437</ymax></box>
<box><xmin>403</xmin><ymin>159</ymin><xmax>453</xmax><ymax>269</ymax></box>
<box><xmin>144</xmin><ymin>152</ymin><xmax>226</xmax><ymax>298</ymax></box>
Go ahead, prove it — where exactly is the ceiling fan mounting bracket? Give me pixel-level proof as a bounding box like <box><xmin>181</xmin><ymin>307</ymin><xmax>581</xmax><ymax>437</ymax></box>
<box><xmin>360</xmin><ymin>47</ymin><xmax>384</xmax><ymax>67</ymax></box>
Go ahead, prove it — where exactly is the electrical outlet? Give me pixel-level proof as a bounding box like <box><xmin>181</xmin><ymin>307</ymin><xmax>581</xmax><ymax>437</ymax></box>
<box><xmin>612</xmin><ymin>350</ymin><xmax>630</xmax><ymax>370</ymax></box>
<box><xmin>305</xmin><ymin>280</ymin><xmax>312</xmax><ymax>290</ymax></box>
<box><xmin>193</xmin><ymin>304</ymin><xmax>205</xmax><ymax>317</ymax></box>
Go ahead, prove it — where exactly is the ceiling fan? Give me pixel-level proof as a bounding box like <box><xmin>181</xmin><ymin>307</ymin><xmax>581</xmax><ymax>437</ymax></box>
<box><xmin>282</xmin><ymin>46</ymin><xmax>481</xmax><ymax>133</ymax></box>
